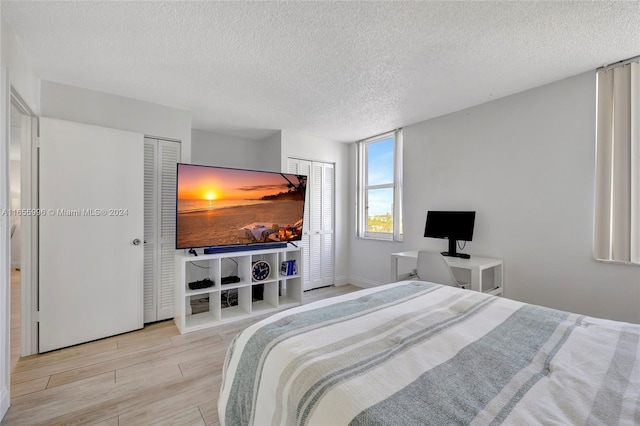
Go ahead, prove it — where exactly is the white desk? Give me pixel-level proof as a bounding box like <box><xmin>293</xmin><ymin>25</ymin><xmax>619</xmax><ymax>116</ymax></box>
<box><xmin>390</xmin><ymin>251</ymin><xmax>504</xmax><ymax>296</ymax></box>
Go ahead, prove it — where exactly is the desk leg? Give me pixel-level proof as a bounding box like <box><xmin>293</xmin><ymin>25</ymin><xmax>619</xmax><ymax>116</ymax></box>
<box><xmin>390</xmin><ymin>257</ymin><xmax>398</xmax><ymax>283</ymax></box>
<box><xmin>471</xmin><ymin>269</ymin><xmax>481</xmax><ymax>292</ymax></box>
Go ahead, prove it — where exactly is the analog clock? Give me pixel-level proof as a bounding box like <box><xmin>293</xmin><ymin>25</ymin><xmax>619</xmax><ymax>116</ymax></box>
<box><xmin>252</xmin><ymin>260</ymin><xmax>271</xmax><ymax>281</ymax></box>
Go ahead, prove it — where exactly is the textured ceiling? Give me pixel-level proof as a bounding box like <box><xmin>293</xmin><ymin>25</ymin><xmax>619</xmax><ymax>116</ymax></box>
<box><xmin>2</xmin><ymin>1</ymin><xmax>640</xmax><ymax>142</ymax></box>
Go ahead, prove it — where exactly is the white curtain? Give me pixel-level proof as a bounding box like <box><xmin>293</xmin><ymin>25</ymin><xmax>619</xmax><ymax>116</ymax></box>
<box><xmin>594</xmin><ymin>62</ymin><xmax>640</xmax><ymax>263</ymax></box>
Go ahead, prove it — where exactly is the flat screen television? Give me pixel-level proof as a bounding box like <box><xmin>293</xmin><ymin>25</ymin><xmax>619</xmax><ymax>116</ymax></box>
<box><xmin>176</xmin><ymin>164</ymin><xmax>307</xmax><ymax>251</ymax></box>
<box><xmin>424</xmin><ymin>211</ymin><xmax>476</xmax><ymax>259</ymax></box>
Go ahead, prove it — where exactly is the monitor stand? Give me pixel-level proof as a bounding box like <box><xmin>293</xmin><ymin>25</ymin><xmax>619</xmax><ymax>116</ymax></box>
<box><xmin>441</xmin><ymin>238</ymin><xmax>471</xmax><ymax>259</ymax></box>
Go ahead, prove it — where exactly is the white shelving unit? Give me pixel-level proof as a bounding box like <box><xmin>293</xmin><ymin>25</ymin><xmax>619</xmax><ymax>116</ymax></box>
<box><xmin>174</xmin><ymin>246</ymin><xmax>303</xmax><ymax>334</ymax></box>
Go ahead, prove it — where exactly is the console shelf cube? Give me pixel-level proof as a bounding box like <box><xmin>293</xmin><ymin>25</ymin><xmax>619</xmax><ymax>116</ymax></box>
<box><xmin>174</xmin><ymin>246</ymin><xmax>303</xmax><ymax>334</ymax></box>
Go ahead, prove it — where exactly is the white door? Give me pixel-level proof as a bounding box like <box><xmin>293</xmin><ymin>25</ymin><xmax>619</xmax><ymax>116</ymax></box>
<box><xmin>288</xmin><ymin>158</ymin><xmax>334</xmax><ymax>290</ymax></box>
<box><xmin>39</xmin><ymin>118</ymin><xmax>144</xmax><ymax>352</ymax></box>
<box><xmin>143</xmin><ymin>138</ymin><xmax>180</xmax><ymax>323</ymax></box>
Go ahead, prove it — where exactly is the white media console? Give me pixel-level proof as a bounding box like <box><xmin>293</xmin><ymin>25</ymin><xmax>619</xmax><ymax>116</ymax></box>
<box><xmin>174</xmin><ymin>246</ymin><xmax>302</xmax><ymax>334</ymax></box>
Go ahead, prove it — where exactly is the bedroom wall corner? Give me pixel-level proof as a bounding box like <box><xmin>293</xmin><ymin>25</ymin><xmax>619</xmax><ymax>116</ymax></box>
<box><xmin>191</xmin><ymin>129</ymin><xmax>280</xmax><ymax>171</ymax></box>
<box><xmin>348</xmin><ymin>71</ymin><xmax>640</xmax><ymax>323</ymax></box>
<box><xmin>40</xmin><ymin>81</ymin><xmax>191</xmax><ymax>163</ymax></box>
<box><xmin>1</xmin><ymin>17</ymin><xmax>41</xmax><ymax>115</ymax></box>
<box><xmin>259</xmin><ymin>130</ymin><xmax>281</xmax><ymax>173</ymax></box>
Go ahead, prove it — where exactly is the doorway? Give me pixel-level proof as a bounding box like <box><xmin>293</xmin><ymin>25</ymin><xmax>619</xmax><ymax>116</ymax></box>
<box><xmin>9</xmin><ymin>90</ymin><xmax>38</xmax><ymax>360</ymax></box>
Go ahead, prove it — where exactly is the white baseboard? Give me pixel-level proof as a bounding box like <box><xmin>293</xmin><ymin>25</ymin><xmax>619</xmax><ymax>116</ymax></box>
<box><xmin>347</xmin><ymin>275</ymin><xmax>383</xmax><ymax>289</ymax></box>
<box><xmin>1</xmin><ymin>386</ymin><xmax>9</xmax><ymax>421</ymax></box>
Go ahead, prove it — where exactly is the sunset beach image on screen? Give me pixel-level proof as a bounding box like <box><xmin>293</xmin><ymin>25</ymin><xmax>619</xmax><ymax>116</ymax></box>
<box><xmin>176</xmin><ymin>164</ymin><xmax>307</xmax><ymax>249</ymax></box>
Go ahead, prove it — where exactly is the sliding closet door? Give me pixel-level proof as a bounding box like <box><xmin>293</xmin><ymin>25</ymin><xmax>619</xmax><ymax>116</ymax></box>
<box><xmin>143</xmin><ymin>138</ymin><xmax>180</xmax><ymax>323</ymax></box>
<box><xmin>288</xmin><ymin>158</ymin><xmax>334</xmax><ymax>290</ymax></box>
<box><xmin>39</xmin><ymin>118</ymin><xmax>144</xmax><ymax>352</ymax></box>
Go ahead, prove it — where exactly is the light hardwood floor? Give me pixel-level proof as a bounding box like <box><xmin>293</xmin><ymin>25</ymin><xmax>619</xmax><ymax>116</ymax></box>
<box><xmin>2</xmin><ymin>272</ymin><xmax>360</xmax><ymax>426</ymax></box>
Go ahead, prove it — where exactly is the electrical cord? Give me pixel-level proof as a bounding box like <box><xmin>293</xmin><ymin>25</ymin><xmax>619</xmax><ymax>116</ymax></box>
<box><xmin>190</xmin><ymin>263</ymin><xmax>209</xmax><ymax>270</ymax></box>
<box><xmin>457</xmin><ymin>240</ymin><xmax>467</xmax><ymax>251</ymax></box>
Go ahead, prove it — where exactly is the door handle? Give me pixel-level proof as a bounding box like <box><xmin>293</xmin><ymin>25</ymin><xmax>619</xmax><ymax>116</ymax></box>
<box><xmin>133</xmin><ymin>239</ymin><xmax>141</xmax><ymax>245</ymax></box>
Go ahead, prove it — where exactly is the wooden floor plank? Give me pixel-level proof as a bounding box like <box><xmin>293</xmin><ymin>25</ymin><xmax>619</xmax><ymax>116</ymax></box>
<box><xmin>150</xmin><ymin>407</ymin><xmax>205</xmax><ymax>426</ymax></box>
<box><xmin>198</xmin><ymin>402</ymin><xmax>219</xmax><ymax>426</ymax></box>
<box><xmin>10</xmin><ymin>376</ymin><xmax>50</xmax><ymax>398</ymax></box>
<box><xmin>48</xmin><ymin>335</ymin><xmax>220</xmax><ymax>388</ymax></box>
<box><xmin>91</xmin><ymin>417</ymin><xmax>119</xmax><ymax>426</ymax></box>
<box><xmin>12</xmin><ymin>338</ymin><xmax>172</xmax><ymax>386</ymax></box>
<box><xmin>4</xmin><ymin>371</ymin><xmax>116</xmax><ymax>423</ymax></box>
<box><xmin>12</xmin><ymin>339</ymin><xmax>120</xmax><ymax>373</ymax></box>
<box><xmin>118</xmin><ymin>375</ymin><xmax>220</xmax><ymax>425</ymax></box>
<box><xmin>115</xmin><ymin>321</ymin><xmax>178</xmax><ymax>350</ymax></box>
<box><xmin>3</xmin><ymin>278</ymin><xmax>360</xmax><ymax>425</ymax></box>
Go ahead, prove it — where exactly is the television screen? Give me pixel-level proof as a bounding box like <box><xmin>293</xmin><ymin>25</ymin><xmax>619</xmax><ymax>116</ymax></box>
<box><xmin>176</xmin><ymin>164</ymin><xmax>307</xmax><ymax>249</ymax></box>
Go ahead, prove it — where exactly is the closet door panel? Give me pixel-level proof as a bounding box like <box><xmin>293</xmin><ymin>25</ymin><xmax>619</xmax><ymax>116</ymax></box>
<box><xmin>322</xmin><ymin>163</ymin><xmax>334</xmax><ymax>232</ymax></box>
<box><xmin>287</xmin><ymin>158</ymin><xmax>332</xmax><ymax>291</ymax></box>
<box><xmin>321</xmin><ymin>233</ymin><xmax>334</xmax><ymax>286</ymax></box>
<box><xmin>144</xmin><ymin>138</ymin><xmax>180</xmax><ymax>322</ymax></box>
<box><xmin>157</xmin><ymin>141</ymin><xmax>180</xmax><ymax>320</ymax></box>
<box><xmin>143</xmin><ymin>139</ymin><xmax>158</xmax><ymax>322</ymax></box>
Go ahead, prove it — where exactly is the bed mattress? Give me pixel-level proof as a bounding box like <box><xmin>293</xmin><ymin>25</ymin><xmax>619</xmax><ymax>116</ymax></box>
<box><xmin>219</xmin><ymin>281</ymin><xmax>640</xmax><ymax>425</ymax></box>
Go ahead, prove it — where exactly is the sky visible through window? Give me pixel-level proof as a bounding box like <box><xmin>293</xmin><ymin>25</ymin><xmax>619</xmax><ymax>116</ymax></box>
<box><xmin>367</xmin><ymin>137</ymin><xmax>394</xmax><ymax>216</ymax></box>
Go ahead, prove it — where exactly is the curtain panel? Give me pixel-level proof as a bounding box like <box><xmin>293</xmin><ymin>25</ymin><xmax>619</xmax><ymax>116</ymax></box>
<box><xmin>594</xmin><ymin>63</ymin><xmax>640</xmax><ymax>264</ymax></box>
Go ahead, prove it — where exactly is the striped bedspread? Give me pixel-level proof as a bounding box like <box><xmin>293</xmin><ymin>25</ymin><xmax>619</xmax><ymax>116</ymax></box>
<box><xmin>218</xmin><ymin>281</ymin><xmax>640</xmax><ymax>425</ymax></box>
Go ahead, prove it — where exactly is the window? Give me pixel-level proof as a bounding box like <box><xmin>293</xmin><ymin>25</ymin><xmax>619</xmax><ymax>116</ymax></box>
<box><xmin>594</xmin><ymin>60</ymin><xmax>640</xmax><ymax>264</ymax></box>
<box><xmin>356</xmin><ymin>129</ymin><xmax>403</xmax><ymax>241</ymax></box>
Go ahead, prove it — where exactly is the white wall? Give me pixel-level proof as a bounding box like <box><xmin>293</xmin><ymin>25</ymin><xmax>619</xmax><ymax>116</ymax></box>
<box><xmin>191</xmin><ymin>129</ymin><xmax>280</xmax><ymax>172</ymax></box>
<box><xmin>1</xmin><ymin>16</ymin><xmax>42</xmax><ymax>421</ymax></box>
<box><xmin>281</xmin><ymin>129</ymin><xmax>350</xmax><ymax>285</ymax></box>
<box><xmin>40</xmin><ymin>81</ymin><xmax>191</xmax><ymax>162</ymax></box>
<box><xmin>260</xmin><ymin>131</ymin><xmax>282</xmax><ymax>173</ymax></box>
<box><xmin>1</xmin><ymin>18</ymin><xmax>40</xmax><ymax>115</ymax></box>
<box><xmin>191</xmin><ymin>128</ymin><xmax>350</xmax><ymax>285</ymax></box>
<box><xmin>349</xmin><ymin>71</ymin><xmax>640</xmax><ymax>323</ymax></box>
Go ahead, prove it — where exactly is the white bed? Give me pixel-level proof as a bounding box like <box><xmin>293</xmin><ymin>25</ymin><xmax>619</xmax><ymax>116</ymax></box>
<box><xmin>219</xmin><ymin>281</ymin><xmax>640</xmax><ymax>425</ymax></box>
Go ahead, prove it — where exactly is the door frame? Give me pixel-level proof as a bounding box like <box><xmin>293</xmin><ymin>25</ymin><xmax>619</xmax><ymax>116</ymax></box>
<box><xmin>11</xmin><ymin>88</ymin><xmax>38</xmax><ymax>356</ymax></box>
<box><xmin>1</xmin><ymin>65</ymin><xmax>9</xmax><ymax>422</ymax></box>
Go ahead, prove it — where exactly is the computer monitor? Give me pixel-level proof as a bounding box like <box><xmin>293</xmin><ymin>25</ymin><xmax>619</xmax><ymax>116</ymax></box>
<box><xmin>424</xmin><ymin>211</ymin><xmax>476</xmax><ymax>259</ymax></box>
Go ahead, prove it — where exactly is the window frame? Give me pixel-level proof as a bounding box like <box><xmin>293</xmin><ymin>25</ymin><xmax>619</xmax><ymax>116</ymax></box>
<box><xmin>356</xmin><ymin>129</ymin><xmax>403</xmax><ymax>241</ymax></box>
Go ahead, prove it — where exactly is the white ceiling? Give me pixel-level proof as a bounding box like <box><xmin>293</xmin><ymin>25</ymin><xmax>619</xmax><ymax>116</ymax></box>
<box><xmin>2</xmin><ymin>1</ymin><xmax>640</xmax><ymax>142</ymax></box>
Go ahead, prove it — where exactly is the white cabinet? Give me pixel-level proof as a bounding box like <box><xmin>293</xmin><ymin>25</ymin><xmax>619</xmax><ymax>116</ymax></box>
<box><xmin>288</xmin><ymin>158</ymin><xmax>334</xmax><ymax>290</ymax></box>
<box><xmin>143</xmin><ymin>138</ymin><xmax>181</xmax><ymax>323</ymax></box>
<box><xmin>174</xmin><ymin>247</ymin><xmax>303</xmax><ymax>334</ymax></box>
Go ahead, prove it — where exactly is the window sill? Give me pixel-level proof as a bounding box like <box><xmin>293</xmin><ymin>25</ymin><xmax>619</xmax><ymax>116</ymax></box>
<box><xmin>357</xmin><ymin>235</ymin><xmax>404</xmax><ymax>243</ymax></box>
<box><xmin>593</xmin><ymin>257</ymin><xmax>640</xmax><ymax>267</ymax></box>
